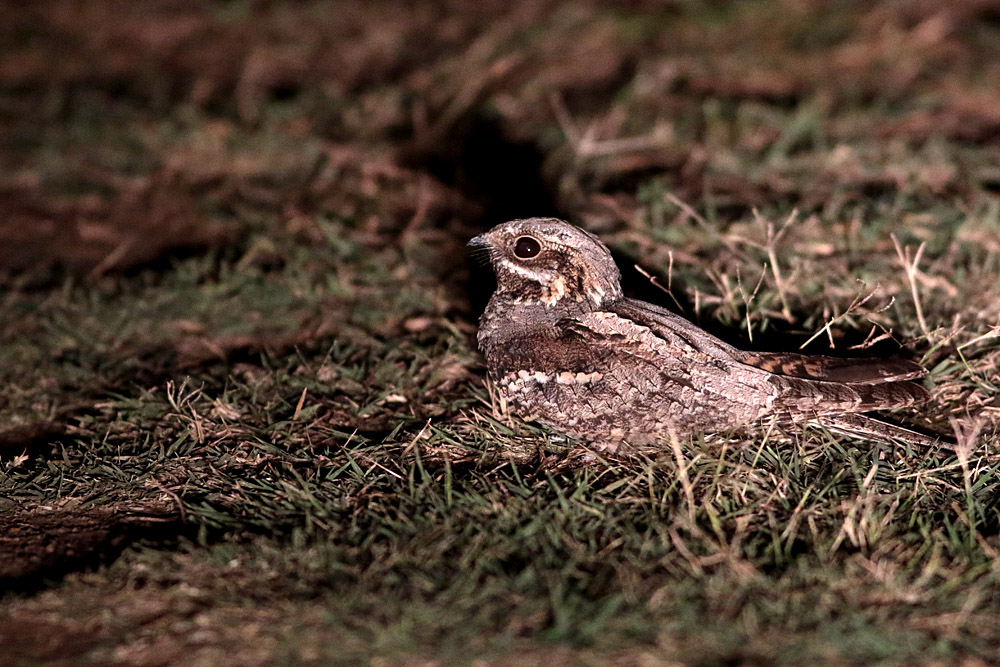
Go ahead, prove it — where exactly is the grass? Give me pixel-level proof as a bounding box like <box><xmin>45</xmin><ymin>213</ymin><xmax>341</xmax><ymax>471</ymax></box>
<box><xmin>1</xmin><ymin>1</ymin><xmax>999</xmax><ymax>665</ymax></box>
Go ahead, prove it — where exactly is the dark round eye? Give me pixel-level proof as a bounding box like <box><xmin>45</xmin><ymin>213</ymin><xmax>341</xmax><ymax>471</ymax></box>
<box><xmin>513</xmin><ymin>236</ymin><xmax>541</xmax><ymax>259</ymax></box>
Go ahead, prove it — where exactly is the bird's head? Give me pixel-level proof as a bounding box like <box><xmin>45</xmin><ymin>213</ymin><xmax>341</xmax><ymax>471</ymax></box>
<box><xmin>469</xmin><ymin>217</ymin><xmax>622</xmax><ymax>307</ymax></box>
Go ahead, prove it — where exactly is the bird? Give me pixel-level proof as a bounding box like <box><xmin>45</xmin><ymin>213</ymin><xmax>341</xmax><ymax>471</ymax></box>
<box><xmin>469</xmin><ymin>217</ymin><xmax>941</xmax><ymax>451</ymax></box>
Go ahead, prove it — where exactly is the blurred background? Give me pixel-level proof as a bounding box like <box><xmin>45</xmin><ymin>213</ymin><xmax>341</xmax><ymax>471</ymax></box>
<box><xmin>4</xmin><ymin>1</ymin><xmax>999</xmax><ymax>274</ymax></box>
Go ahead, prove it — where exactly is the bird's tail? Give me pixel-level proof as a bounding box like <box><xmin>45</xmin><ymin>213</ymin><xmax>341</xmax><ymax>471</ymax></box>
<box><xmin>772</xmin><ymin>374</ymin><xmax>930</xmax><ymax>415</ymax></box>
<box><xmin>816</xmin><ymin>414</ymin><xmax>953</xmax><ymax>450</ymax></box>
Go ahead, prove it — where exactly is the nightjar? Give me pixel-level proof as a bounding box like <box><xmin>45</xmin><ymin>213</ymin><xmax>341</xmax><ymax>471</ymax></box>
<box><xmin>470</xmin><ymin>217</ymin><xmax>938</xmax><ymax>449</ymax></box>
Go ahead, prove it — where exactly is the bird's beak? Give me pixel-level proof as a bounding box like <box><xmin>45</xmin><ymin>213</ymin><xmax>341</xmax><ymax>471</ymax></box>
<box><xmin>467</xmin><ymin>233</ymin><xmax>489</xmax><ymax>249</ymax></box>
<box><xmin>467</xmin><ymin>233</ymin><xmax>495</xmax><ymax>268</ymax></box>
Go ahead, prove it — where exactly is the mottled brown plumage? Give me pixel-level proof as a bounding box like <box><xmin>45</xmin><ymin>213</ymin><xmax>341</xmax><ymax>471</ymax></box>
<box><xmin>471</xmin><ymin>217</ymin><xmax>939</xmax><ymax>449</ymax></box>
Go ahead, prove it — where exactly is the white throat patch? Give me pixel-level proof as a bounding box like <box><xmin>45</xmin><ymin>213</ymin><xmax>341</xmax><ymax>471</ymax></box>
<box><xmin>499</xmin><ymin>258</ymin><xmax>549</xmax><ymax>282</ymax></box>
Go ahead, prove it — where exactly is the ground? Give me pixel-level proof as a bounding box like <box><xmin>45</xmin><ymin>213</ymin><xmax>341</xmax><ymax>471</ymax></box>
<box><xmin>1</xmin><ymin>1</ymin><xmax>999</xmax><ymax>665</ymax></box>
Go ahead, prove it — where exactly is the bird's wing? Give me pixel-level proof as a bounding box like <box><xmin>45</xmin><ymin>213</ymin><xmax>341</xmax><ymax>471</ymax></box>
<box><xmin>609</xmin><ymin>298</ymin><xmax>744</xmax><ymax>359</ymax></box>
<box><xmin>614</xmin><ymin>298</ymin><xmax>926</xmax><ymax>383</ymax></box>
<box><xmin>563</xmin><ymin>309</ymin><xmax>778</xmax><ymax>411</ymax></box>
<box><xmin>486</xmin><ymin>309</ymin><xmax>775</xmax><ymax>437</ymax></box>
<box><xmin>488</xmin><ymin>306</ymin><xmax>764</xmax><ymax>408</ymax></box>
<box><xmin>610</xmin><ymin>297</ymin><xmax>929</xmax><ymax>413</ymax></box>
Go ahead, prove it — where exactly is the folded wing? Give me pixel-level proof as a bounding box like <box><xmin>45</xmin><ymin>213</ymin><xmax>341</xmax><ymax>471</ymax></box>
<box><xmin>611</xmin><ymin>297</ymin><xmax>929</xmax><ymax>414</ymax></box>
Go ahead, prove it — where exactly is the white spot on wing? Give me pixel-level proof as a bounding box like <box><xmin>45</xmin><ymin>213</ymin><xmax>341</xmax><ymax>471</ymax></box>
<box><xmin>503</xmin><ymin>370</ymin><xmax>556</xmax><ymax>393</ymax></box>
<box><xmin>555</xmin><ymin>371</ymin><xmax>603</xmax><ymax>385</ymax></box>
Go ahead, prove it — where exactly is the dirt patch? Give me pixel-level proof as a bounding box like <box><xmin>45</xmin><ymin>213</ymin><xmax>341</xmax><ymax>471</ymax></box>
<box><xmin>0</xmin><ymin>502</ymin><xmax>181</xmax><ymax>589</ymax></box>
<box><xmin>876</xmin><ymin>91</ymin><xmax>1000</xmax><ymax>142</ymax></box>
<box><xmin>0</xmin><ymin>421</ymin><xmax>66</xmax><ymax>456</ymax></box>
<box><xmin>0</xmin><ymin>178</ymin><xmax>237</xmax><ymax>276</ymax></box>
<box><xmin>0</xmin><ymin>616</ymin><xmax>103</xmax><ymax>666</ymax></box>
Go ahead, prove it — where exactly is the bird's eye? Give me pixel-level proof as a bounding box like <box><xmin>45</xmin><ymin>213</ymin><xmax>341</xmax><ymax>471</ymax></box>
<box><xmin>513</xmin><ymin>236</ymin><xmax>541</xmax><ymax>259</ymax></box>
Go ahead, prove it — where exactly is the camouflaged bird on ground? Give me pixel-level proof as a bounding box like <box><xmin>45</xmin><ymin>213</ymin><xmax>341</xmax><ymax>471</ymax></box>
<box><xmin>471</xmin><ymin>217</ymin><xmax>940</xmax><ymax>451</ymax></box>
